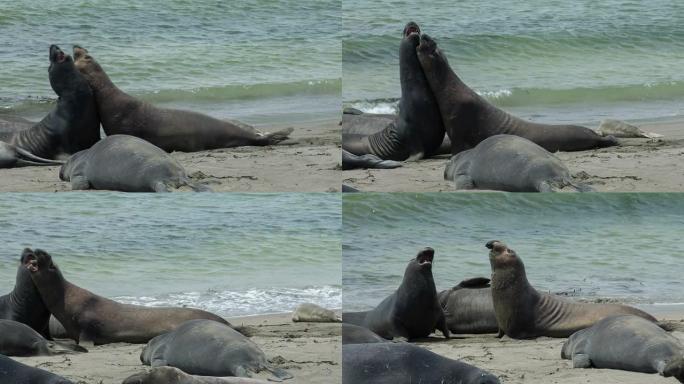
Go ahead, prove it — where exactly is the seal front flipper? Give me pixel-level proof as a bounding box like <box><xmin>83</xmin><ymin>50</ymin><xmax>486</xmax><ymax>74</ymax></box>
<box><xmin>454</xmin><ymin>277</ymin><xmax>491</xmax><ymax>289</ymax></box>
<box><xmin>70</xmin><ymin>175</ymin><xmax>91</xmax><ymax>190</ymax></box>
<box><xmin>46</xmin><ymin>340</ymin><xmax>88</xmax><ymax>354</ymax></box>
<box><xmin>453</xmin><ymin>174</ymin><xmax>475</xmax><ymax>190</ymax></box>
<box><xmin>259</xmin><ymin>127</ymin><xmax>294</xmax><ymax>145</ymax></box>
<box><xmin>265</xmin><ymin>366</ymin><xmax>293</xmax><ymax>382</ymax></box>
<box><xmin>572</xmin><ymin>353</ymin><xmax>592</xmax><ymax>368</ymax></box>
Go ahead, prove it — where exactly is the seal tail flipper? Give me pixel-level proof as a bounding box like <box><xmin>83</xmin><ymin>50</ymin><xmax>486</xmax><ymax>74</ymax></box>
<box><xmin>15</xmin><ymin>146</ymin><xmax>64</xmax><ymax>165</ymax></box>
<box><xmin>47</xmin><ymin>341</ymin><xmax>88</xmax><ymax>355</ymax></box>
<box><xmin>660</xmin><ymin>357</ymin><xmax>684</xmax><ymax>382</ymax></box>
<box><xmin>265</xmin><ymin>366</ymin><xmax>293</xmax><ymax>382</ymax></box>
<box><xmin>261</xmin><ymin>127</ymin><xmax>294</xmax><ymax>145</ymax></box>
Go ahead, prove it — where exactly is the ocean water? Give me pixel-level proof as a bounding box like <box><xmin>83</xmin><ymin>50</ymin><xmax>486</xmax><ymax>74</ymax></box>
<box><xmin>0</xmin><ymin>193</ymin><xmax>341</xmax><ymax>317</ymax></box>
<box><xmin>342</xmin><ymin>193</ymin><xmax>684</xmax><ymax>311</ymax></box>
<box><xmin>343</xmin><ymin>0</ymin><xmax>684</xmax><ymax>125</ymax></box>
<box><xmin>0</xmin><ymin>0</ymin><xmax>340</xmax><ymax>127</ymax></box>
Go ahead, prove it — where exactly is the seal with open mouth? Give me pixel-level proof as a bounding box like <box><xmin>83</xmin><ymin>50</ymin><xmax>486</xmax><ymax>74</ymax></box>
<box><xmin>487</xmin><ymin>240</ymin><xmax>657</xmax><ymax>338</ymax></box>
<box><xmin>342</xmin><ymin>247</ymin><xmax>449</xmax><ymax>340</ymax></box>
<box><xmin>416</xmin><ymin>34</ymin><xmax>618</xmax><ymax>154</ymax></box>
<box><xmin>72</xmin><ymin>46</ymin><xmax>292</xmax><ymax>153</ymax></box>
<box><xmin>23</xmin><ymin>248</ymin><xmax>233</xmax><ymax>345</ymax></box>
<box><xmin>0</xmin><ymin>45</ymin><xmax>100</xmax><ymax>168</ymax></box>
<box><xmin>342</xmin><ymin>22</ymin><xmax>446</xmax><ymax>163</ymax></box>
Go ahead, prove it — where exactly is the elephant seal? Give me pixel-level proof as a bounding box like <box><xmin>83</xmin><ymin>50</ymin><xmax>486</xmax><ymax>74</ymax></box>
<box><xmin>444</xmin><ymin>135</ymin><xmax>592</xmax><ymax>192</ymax></box>
<box><xmin>342</xmin><ymin>149</ymin><xmax>402</xmax><ymax>170</ymax></box>
<box><xmin>141</xmin><ymin>319</ymin><xmax>292</xmax><ymax>381</ymax></box>
<box><xmin>355</xmin><ymin>247</ymin><xmax>449</xmax><ymax>340</ymax></box>
<box><xmin>292</xmin><ymin>303</ymin><xmax>340</xmax><ymax>323</ymax></box>
<box><xmin>0</xmin><ymin>249</ymin><xmax>52</xmax><ymax>338</ymax></box>
<box><xmin>0</xmin><ymin>319</ymin><xmax>86</xmax><ymax>356</ymax></box>
<box><xmin>343</xmin><ymin>343</ymin><xmax>500</xmax><ymax>384</ymax></box>
<box><xmin>597</xmin><ymin>119</ymin><xmax>663</xmax><ymax>139</ymax></box>
<box><xmin>0</xmin><ymin>142</ymin><xmax>64</xmax><ymax>168</ymax></box>
<box><xmin>487</xmin><ymin>240</ymin><xmax>657</xmax><ymax>339</ymax></box>
<box><xmin>0</xmin><ymin>354</ymin><xmax>74</xmax><ymax>383</ymax></box>
<box><xmin>438</xmin><ymin>277</ymin><xmax>498</xmax><ymax>334</ymax></box>
<box><xmin>23</xmin><ymin>248</ymin><xmax>231</xmax><ymax>345</ymax></box>
<box><xmin>0</xmin><ymin>45</ymin><xmax>99</xmax><ymax>167</ymax></box>
<box><xmin>342</xmin><ymin>22</ymin><xmax>445</xmax><ymax>161</ymax></box>
<box><xmin>59</xmin><ymin>135</ymin><xmax>210</xmax><ymax>192</ymax></box>
<box><xmin>562</xmin><ymin>315</ymin><xmax>684</xmax><ymax>382</ymax></box>
<box><xmin>72</xmin><ymin>46</ymin><xmax>291</xmax><ymax>153</ymax></box>
<box><xmin>123</xmin><ymin>367</ymin><xmax>270</xmax><ymax>384</ymax></box>
<box><xmin>342</xmin><ymin>323</ymin><xmax>387</xmax><ymax>345</ymax></box>
<box><xmin>416</xmin><ymin>34</ymin><xmax>617</xmax><ymax>153</ymax></box>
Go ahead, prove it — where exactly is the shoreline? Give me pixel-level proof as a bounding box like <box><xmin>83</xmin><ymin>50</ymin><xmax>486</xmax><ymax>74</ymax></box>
<box><xmin>342</xmin><ymin>117</ymin><xmax>684</xmax><ymax>192</ymax></box>
<box><xmin>14</xmin><ymin>312</ymin><xmax>341</xmax><ymax>384</ymax></box>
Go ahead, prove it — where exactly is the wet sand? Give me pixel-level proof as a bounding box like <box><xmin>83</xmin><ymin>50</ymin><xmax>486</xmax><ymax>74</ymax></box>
<box><xmin>0</xmin><ymin>120</ymin><xmax>341</xmax><ymax>193</ymax></box>
<box><xmin>342</xmin><ymin>119</ymin><xmax>684</xmax><ymax>192</ymax></box>
<box><xmin>13</xmin><ymin>312</ymin><xmax>341</xmax><ymax>384</ymax></box>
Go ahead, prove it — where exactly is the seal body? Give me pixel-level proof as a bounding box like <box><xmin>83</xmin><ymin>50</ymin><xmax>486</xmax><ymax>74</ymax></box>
<box><xmin>141</xmin><ymin>319</ymin><xmax>292</xmax><ymax>380</ymax></box>
<box><xmin>24</xmin><ymin>249</ymin><xmax>230</xmax><ymax>345</ymax></box>
<box><xmin>59</xmin><ymin>135</ymin><xmax>209</xmax><ymax>192</ymax></box>
<box><xmin>444</xmin><ymin>135</ymin><xmax>591</xmax><ymax>192</ymax></box>
<box><xmin>342</xmin><ymin>323</ymin><xmax>387</xmax><ymax>345</ymax></box>
<box><xmin>123</xmin><ymin>367</ymin><xmax>270</xmax><ymax>384</ymax></box>
<box><xmin>416</xmin><ymin>34</ymin><xmax>617</xmax><ymax>154</ymax></box>
<box><xmin>437</xmin><ymin>277</ymin><xmax>498</xmax><ymax>334</ymax></box>
<box><xmin>343</xmin><ymin>343</ymin><xmax>500</xmax><ymax>384</ymax></box>
<box><xmin>0</xmin><ymin>319</ymin><xmax>86</xmax><ymax>356</ymax></box>
<box><xmin>342</xmin><ymin>22</ymin><xmax>444</xmax><ymax>161</ymax></box>
<box><xmin>0</xmin><ymin>354</ymin><xmax>74</xmax><ymax>384</ymax></box>
<box><xmin>0</xmin><ymin>45</ymin><xmax>99</xmax><ymax>167</ymax></box>
<box><xmin>356</xmin><ymin>247</ymin><xmax>449</xmax><ymax>340</ymax></box>
<box><xmin>487</xmin><ymin>240</ymin><xmax>657</xmax><ymax>339</ymax></box>
<box><xmin>72</xmin><ymin>46</ymin><xmax>291</xmax><ymax>153</ymax></box>
<box><xmin>562</xmin><ymin>315</ymin><xmax>684</xmax><ymax>382</ymax></box>
<box><xmin>0</xmin><ymin>249</ymin><xmax>52</xmax><ymax>338</ymax></box>
<box><xmin>292</xmin><ymin>303</ymin><xmax>340</xmax><ymax>322</ymax></box>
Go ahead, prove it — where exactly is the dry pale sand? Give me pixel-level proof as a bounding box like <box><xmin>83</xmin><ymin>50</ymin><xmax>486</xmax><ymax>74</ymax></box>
<box><xmin>342</xmin><ymin>119</ymin><xmax>684</xmax><ymax>192</ymax></box>
<box><xmin>410</xmin><ymin>310</ymin><xmax>684</xmax><ymax>384</ymax></box>
<box><xmin>13</xmin><ymin>312</ymin><xmax>341</xmax><ymax>384</ymax></box>
<box><xmin>0</xmin><ymin>120</ymin><xmax>341</xmax><ymax>193</ymax></box>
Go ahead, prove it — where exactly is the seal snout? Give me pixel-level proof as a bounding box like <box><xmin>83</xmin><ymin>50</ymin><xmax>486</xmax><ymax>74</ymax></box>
<box><xmin>416</xmin><ymin>247</ymin><xmax>435</xmax><ymax>265</ymax></box>
<box><xmin>486</xmin><ymin>240</ymin><xmax>515</xmax><ymax>258</ymax></box>
<box><xmin>49</xmin><ymin>45</ymin><xmax>66</xmax><ymax>63</ymax></box>
<box><xmin>403</xmin><ymin>22</ymin><xmax>421</xmax><ymax>38</ymax></box>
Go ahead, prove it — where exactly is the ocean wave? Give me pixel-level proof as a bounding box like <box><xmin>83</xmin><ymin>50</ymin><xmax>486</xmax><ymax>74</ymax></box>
<box><xmin>114</xmin><ymin>285</ymin><xmax>342</xmax><ymax>317</ymax></box>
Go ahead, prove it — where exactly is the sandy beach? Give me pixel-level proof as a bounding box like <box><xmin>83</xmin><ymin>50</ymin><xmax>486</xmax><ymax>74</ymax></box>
<box><xmin>0</xmin><ymin>120</ymin><xmax>341</xmax><ymax>193</ymax></box>
<box><xmin>342</xmin><ymin>119</ymin><xmax>684</xmax><ymax>192</ymax></box>
<box><xmin>405</xmin><ymin>308</ymin><xmax>684</xmax><ymax>384</ymax></box>
<box><xmin>13</xmin><ymin>312</ymin><xmax>341</xmax><ymax>384</ymax></box>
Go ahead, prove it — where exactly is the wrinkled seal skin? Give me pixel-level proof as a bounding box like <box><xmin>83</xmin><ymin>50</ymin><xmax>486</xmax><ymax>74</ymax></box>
<box><xmin>344</xmin><ymin>248</ymin><xmax>450</xmax><ymax>340</ymax></box>
<box><xmin>24</xmin><ymin>249</ymin><xmax>230</xmax><ymax>345</ymax></box>
<box><xmin>0</xmin><ymin>45</ymin><xmax>99</xmax><ymax>167</ymax></box>
<box><xmin>438</xmin><ymin>277</ymin><xmax>498</xmax><ymax>334</ymax></box>
<box><xmin>342</xmin><ymin>323</ymin><xmax>387</xmax><ymax>345</ymax></box>
<box><xmin>72</xmin><ymin>46</ymin><xmax>292</xmax><ymax>153</ymax></box>
<box><xmin>0</xmin><ymin>354</ymin><xmax>74</xmax><ymax>384</ymax></box>
<box><xmin>0</xmin><ymin>319</ymin><xmax>87</xmax><ymax>356</ymax></box>
<box><xmin>0</xmin><ymin>249</ymin><xmax>52</xmax><ymax>338</ymax></box>
<box><xmin>416</xmin><ymin>34</ymin><xmax>617</xmax><ymax>154</ymax></box>
<box><xmin>343</xmin><ymin>343</ymin><xmax>500</xmax><ymax>384</ymax></box>
<box><xmin>562</xmin><ymin>315</ymin><xmax>684</xmax><ymax>382</ymax></box>
<box><xmin>0</xmin><ymin>142</ymin><xmax>64</xmax><ymax>168</ymax></box>
<box><xmin>444</xmin><ymin>134</ymin><xmax>592</xmax><ymax>192</ymax></box>
<box><xmin>487</xmin><ymin>240</ymin><xmax>657</xmax><ymax>339</ymax></box>
<box><xmin>59</xmin><ymin>135</ymin><xmax>209</xmax><ymax>192</ymax></box>
<box><xmin>123</xmin><ymin>367</ymin><xmax>271</xmax><ymax>384</ymax></box>
<box><xmin>141</xmin><ymin>319</ymin><xmax>292</xmax><ymax>381</ymax></box>
<box><xmin>342</xmin><ymin>22</ymin><xmax>445</xmax><ymax>161</ymax></box>
<box><xmin>342</xmin><ymin>149</ymin><xmax>402</xmax><ymax>170</ymax></box>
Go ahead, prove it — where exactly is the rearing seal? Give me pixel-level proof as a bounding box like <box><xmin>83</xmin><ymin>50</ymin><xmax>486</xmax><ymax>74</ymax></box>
<box><xmin>72</xmin><ymin>46</ymin><xmax>292</xmax><ymax>153</ymax></box>
<box><xmin>342</xmin><ymin>22</ymin><xmax>445</xmax><ymax>161</ymax></box>
<box><xmin>416</xmin><ymin>34</ymin><xmax>617</xmax><ymax>153</ymax></box>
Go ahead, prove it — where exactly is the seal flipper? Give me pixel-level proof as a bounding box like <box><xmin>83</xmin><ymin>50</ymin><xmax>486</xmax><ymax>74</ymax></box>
<box><xmin>453</xmin><ymin>174</ymin><xmax>475</xmax><ymax>190</ymax></box>
<box><xmin>150</xmin><ymin>358</ymin><xmax>167</xmax><ymax>367</ymax></box>
<box><xmin>261</xmin><ymin>127</ymin><xmax>294</xmax><ymax>145</ymax></box>
<box><xmin>436</xmin><ymin>311</ymin><xmax>450</xmax><ymax>339</ymax></box>
<box><xmin>46</xmin><ymin>341</ymin><xmax>88</xmax><ymax>354</ymax></box>
<box><xmin>15</xmin><ymin>146</ymin><xmax>64</xmax><ymax>165</ymax></box>
<box><xmin>70</xmin><ymin>175</ymin><xmax>91</xmax><ymax>190</ymax></box>
<box><xmin>454</xmin><ymin>277</ymin><xmax>491</xmax><ymax>289</ymax></box>
<box><xmin>571</xmin><ymin>353</ymin><xmax>592</xmax><ymax>368</ymax></box>
<box><xmin>152</xmin><ymin>182</ymin><xmax>171</xmax><ymax>193</ymax></box>
<box><xmin>660</xmin><ymin>356</ymin><xmax>684</xmax><ymax>382</ymax></box>
<box><xmin>265</xmin><ymin>366</ymin><xmax>293</xmax><ymax>382</ymax></box>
